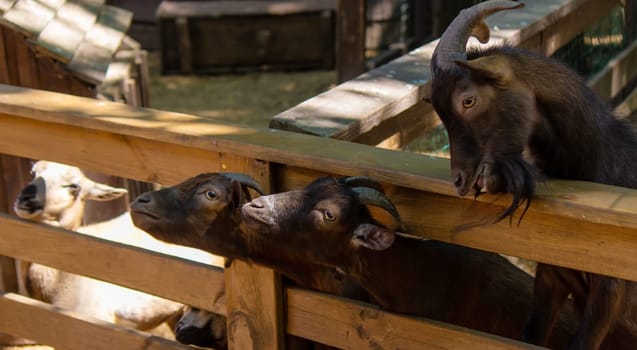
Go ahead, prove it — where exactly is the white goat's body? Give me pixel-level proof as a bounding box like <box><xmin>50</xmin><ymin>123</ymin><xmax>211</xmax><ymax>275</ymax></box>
<box><xmin>12</xmin><ymin>161</ymin><xmax>223</xmax><ymax>335</ymax></box>
<box><xmin>25</xmin><ymin>212</ymin><xmax>222</xmax><ymax>329</ymax></box>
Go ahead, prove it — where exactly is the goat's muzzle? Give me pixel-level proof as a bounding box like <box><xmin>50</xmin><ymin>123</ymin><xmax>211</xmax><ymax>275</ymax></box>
<box><xmin>241</xmin><ymin>196</ymin><xmax>278</xmax><ymax>233</ymax></box>
<box><xmin>14</xmin><ymin>177</ymin><xmax>46</xmax><ymax>218</ymax></box>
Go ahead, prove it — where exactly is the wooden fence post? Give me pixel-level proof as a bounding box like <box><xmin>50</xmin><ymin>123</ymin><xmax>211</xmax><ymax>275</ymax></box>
<box><xmin>337</xmin><ymin>0</ymin><xmax>366</xmax><ymax>82</ymax></box>
<box><xmin>224</xmin><ymin>160</ymin><xmax>285</xmax><ymax>350</ymax></box>
<box><xmin>0</xmin><ymin>156</ymin><xmax>33</xmax><ymax>293</ymax></box>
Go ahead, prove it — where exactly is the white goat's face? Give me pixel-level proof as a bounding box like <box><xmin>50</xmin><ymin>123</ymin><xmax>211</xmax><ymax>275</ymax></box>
<box><xmin>14</xmin><ymin>161</ymin><xmax>128</xmax><ymax>229</ymax></box>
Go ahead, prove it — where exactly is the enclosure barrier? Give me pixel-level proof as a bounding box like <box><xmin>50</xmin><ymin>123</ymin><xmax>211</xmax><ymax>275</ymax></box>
<box><xmin>0</xmin><ymin>83</ymin><xmax>635</xmax><ymax>349</ymax></box>
<box><xmin>0</xmin><ymin>0</ymin><xmax>636</xmax><ymax>349</ymax></box>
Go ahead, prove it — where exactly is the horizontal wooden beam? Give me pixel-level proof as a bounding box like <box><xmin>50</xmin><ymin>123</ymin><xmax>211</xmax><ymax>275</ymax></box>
<box><xmin>0</xmin><ymin>85</ymin><xmax>636</xmax><ymax>281</ymax></box>
<box><xmin>0</xmin><ymin>292</ymin><xmax>190</xmax><ymax>350</ymax></box>
<box><xmin>286</xmin><ymin>287</ymin><xmax>543</xmax><ymax>349</ymax></box>
<box><xmin>156</xmin><ymin>0</ymin><xmax>337</xmax><ymax>18</ymax></box>
<box><xmin>0</xmin><ymin>214</ymin><xmax>226</xmax><ymax>314</ymax></box>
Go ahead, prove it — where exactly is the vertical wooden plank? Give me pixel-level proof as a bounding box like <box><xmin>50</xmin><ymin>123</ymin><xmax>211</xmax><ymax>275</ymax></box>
<box><xmin>625</xmin><ymin>0</ymin><xmax>636</xmax><ymax>44</ymax></box>
<box><xmin>2</xmin><ymin>26</ymin><xmax>20</xmax><ymax>85</ymax></box>
<box><xmin>69</xmin><ymin>76</ymin><xmax>96</xmax><ymax>98</ymax></box>
<box><xmin>175</xmin><ymin>17</ymin><xmax>192</xmax><ymax>74</ymax></box>
<box><xmin>224</xmin><ymin>159</ymin><xmax>285</xmax><ymax>350</ymax></box>
<box><xmin>34</xmin><ymin>54</ymin><xmax>73</xmax><ymax>93</ymax></box>
<box><xmin>0</xmin><ymin>156</ymin><xmax>17</xmax><ymax>293</ymax></box>
<box><xmin>336</xmin><ymin>0</ymin><xmax>365</xmax><ymax>82</ymax></box>
<box><xmin>411</xmin><ymin>0</ymin><xmax>431</xmax><ymax>42</ymax></box>
<box><xmin>14</xmin><ymin>31</ymin><xmax>39</xmax><ymax>88</ymax></box>
<box><xmin>135</xmin><ymin>49</ymin><xmax>151</xmax><ymax>107</ymax></box>
<box><xmin>0</xmin><ymin>26</ymin><xmax>36</xmax><ymax>294</ymax></box>
<box><xmin>0</xmin><ymin>156</ymin><xmax>32</xmax><ymax>293</ymax></box>
<box><xmin>0</xmin><ymin>26</ymin><xmax>9</xmax><ymax>84</ymax></box>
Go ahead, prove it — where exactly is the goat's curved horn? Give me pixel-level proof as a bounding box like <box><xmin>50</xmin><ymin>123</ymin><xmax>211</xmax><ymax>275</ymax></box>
<box><xmin>432</xmin><ymin>0</ymin><xmax>523</xmax><ymax>74</ymax></box>
<box><xmin>221</xmin><ymin>173</ymin><xmax>265</xmax><ymax>195</ymax></box>
<box><xmin>343</xmin><ymin>176</ymin><xmax>385</xmax><ymax>194</ymax></box>
<box><xmin>352</xmin><ymin>187</ymin><xmax>403</xmax><ymax>230</ymax></box>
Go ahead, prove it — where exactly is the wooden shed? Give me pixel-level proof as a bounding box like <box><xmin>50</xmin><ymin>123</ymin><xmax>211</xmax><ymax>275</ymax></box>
<box><xmin>0</xmin><ymin>0</ymin><xmax>149</xmax><ymax>105</ymax></box>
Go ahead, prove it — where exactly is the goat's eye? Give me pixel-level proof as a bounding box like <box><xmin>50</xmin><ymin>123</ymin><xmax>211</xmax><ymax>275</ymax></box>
<box><xmin>204</xmin><ymin>190</ymin><xmax>218</xmax><ymax>200</ymax></box>
<box><xmin>64</xmin><ymin>184</ymin><xmax>81</xmax><ymax>196</ymax></box>
<box><xmin>323</xmin><ymin>210</ymin><xmax>335</xmax><ymax>222</ymax></box>
<box><xmin>462</xmin><ymin>97</ymin><xmax>477</xmax><ymax>108</ymax></box>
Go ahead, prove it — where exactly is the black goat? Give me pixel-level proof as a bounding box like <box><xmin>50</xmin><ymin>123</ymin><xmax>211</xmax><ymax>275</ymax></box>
<box><xmin>241</xmin><ymin>176</ymin><xmax>578</xmax><ymax>348</ymax></box>
<box><xmin>427</xmin><ymin>1</ymin><xmax>637</xmax><ymax>349</ymax></box>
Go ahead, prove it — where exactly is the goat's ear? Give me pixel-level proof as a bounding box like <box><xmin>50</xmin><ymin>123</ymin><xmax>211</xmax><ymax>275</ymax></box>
<box><xmin>352</xmin><ymin>223</ymin><xmax>395</xmax><ymax>251</ymax></box>
<box><xmin>455</xmin><ymin>55</ymin><xmax>513</xmax><ymax>83</ymax></box>
<box><xmin>471</xmin><ymin>20</ymin><xmax>491</xmax><ymax>44</ymax></box>
<box><xmin>87</xmin><ymin>182</ymin><xmax>128</xmax><ymax>201</ymax></box>
<box><xmin>229</xmin><ymin>180</ymin><xmax>244</xmax><ymax>209</ymax></box>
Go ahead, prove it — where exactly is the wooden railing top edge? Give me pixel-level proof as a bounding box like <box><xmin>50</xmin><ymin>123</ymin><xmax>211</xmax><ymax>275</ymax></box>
<box><xmin>0</xmin><ymin>84</ymin><xmax>635</xmax><ymax>231</ymax></box>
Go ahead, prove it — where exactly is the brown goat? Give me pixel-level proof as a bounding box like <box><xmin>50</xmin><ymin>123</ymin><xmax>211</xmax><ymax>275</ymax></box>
<box><xmin>427</xmin><ymin>1</ymin><xmax>637</xmax><ymax>349</ymax></box>
<box><xmin>130</xmin><ymin>173</ymin><xmax>366</xmax><ymax>349</ymax></box>
<box><xmin>241</xmin><ymin>176</ymin><xmax>578</xmax><ymax>348</ymax></box>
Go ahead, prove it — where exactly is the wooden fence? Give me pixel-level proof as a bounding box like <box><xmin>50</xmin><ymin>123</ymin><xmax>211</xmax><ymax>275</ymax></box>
<box><xmin>0</xmin><ymin>0</ymin><xmax>636</xmax><ymax>349</ymax></box>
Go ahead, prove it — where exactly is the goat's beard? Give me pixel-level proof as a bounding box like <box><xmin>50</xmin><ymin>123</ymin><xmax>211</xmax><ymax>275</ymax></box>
<box><xmin>476</xmin><ymin>154</ymin><xmax>540</xmax><ymax>224</ymax></box>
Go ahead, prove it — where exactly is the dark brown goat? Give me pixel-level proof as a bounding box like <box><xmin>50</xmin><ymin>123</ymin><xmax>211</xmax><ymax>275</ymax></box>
<box><xmin>427</xmin><ymin>1</ymin><xmax>637</xmax><ymax>349</ymax></box>
<box><xmin>129</xmin><ymin>173</ymin><xmax>367</xmax><ymax>349</ymax></box>
<box><xmin>241</xmin><ymin>176</ymin><xmax>578</xmax><ymax>348</ymax></box>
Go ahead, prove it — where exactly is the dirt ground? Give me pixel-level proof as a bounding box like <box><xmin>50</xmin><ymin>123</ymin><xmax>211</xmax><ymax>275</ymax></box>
<box><xmin>147</xmin><ymin>52</ymin><xmax>337</xmax><ymax>128</ymax></box>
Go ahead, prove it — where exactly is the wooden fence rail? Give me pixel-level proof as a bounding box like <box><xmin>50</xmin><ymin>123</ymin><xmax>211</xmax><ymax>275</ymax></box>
<box><xmin>0</xmin><ymin>83</ymin><xmax>635</xmax><ymax>349</ymax></box>
<box><xmin>0</xmin><ymin>0</ymin><xmax>636</xmax><ymax>348</ymax></box>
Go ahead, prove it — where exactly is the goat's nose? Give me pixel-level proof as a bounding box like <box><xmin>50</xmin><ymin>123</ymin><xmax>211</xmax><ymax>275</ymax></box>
<box><xmin>248</xmin><ymin>198</ymin><xmax>265</xmax><ymax>209</ymax></box>
<box><xmin>19</xmin><ymin>184</ymin><xmax>37</xmax><ymax>200</ymax></box>
<box><xmin>452</xmin><ymin>170</ymin><xmax>469</xmax><ymax>197</ymax></box>
<box><xmin>134</xmin><ymin>192</ymin><xmax>152</xmax><ymax>204</ymax></box>
<box><xmin>453</xmin><ymin>174</ymin><xmax>463</xmax><ymax>188</ymax></box>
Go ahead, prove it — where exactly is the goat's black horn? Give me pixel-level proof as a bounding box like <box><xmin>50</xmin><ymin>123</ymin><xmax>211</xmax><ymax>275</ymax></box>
<box><xmin>352</xmin><ymin>187</ymin><xmax>404</xmax><ymax>230</ymax></box>
<box><xmin>343</xmin><ymin>176</ymin><xmax>386</xmax><ymax>194</ymax></box>
<box><xmin>432</xmin><ymin>0</ymin><xmax>523</xmax><ymax>74</ymax></box>
<box><xmin>221</xmin><ymin>173</ymin><xmax>265</xmax><ymax>195</ymax></box>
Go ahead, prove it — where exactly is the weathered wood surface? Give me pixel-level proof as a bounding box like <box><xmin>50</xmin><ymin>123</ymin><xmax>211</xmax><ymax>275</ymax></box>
<box><xmin>156</xmin><ymin>0</ymin><xmax>337</xmax><ymax>18</ymax></box>
<box><xmin>0</xmin><ymin>85</ymin><xmax>636</xmax><ymax>283</ymax></box>
<box><xmin>286</xmin><ymin>287</ymin><xmax>544</xmax><ymax>349</ymax></box>
<box><xmin>35</xmin><ymin>16</ymin><xmax>85</xmax><ymax>62</ymax></box>
<box><xmin>226</xmin><ymin>261</ymin><xmax>284</xmax><ymax>350</ymax></box>
<box><xmin>0</xmin><ymin>0</ymin><xmax>16</xmax><ymax>14</ymax></box>
<box><xmin>0</xmin><ymin>214</ymin><xmax>226</xmax><ymax>314</ymax></box>
<box><xmin>220</xmin><ymin>158</ymin><xmax>285</xmax><ymax>350</ymax></box>
<box><xmin>588</xmin><ymin>39</ymin><xmax>637</xmax><ymax>103</ymax></box>
<box><xmin>1</xmin><ymin>0</ymin><xmax>55</xmax><ymax>35</ymax></box>
<box><xmin>0</xmin><ymin>292</ymin><xmax>191</xmax><ymax>350</ymax></box>
<box><xmin>270</xmin><ymin>0</ymin><xmax>620</xmax><ymax>143</ymax></box>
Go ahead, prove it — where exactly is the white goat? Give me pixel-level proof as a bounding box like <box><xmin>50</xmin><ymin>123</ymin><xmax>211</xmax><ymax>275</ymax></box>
<box><xmin>12</xmin><ymin>161</ymin><xmax>223</xmax><ymax>333</ymax></box>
